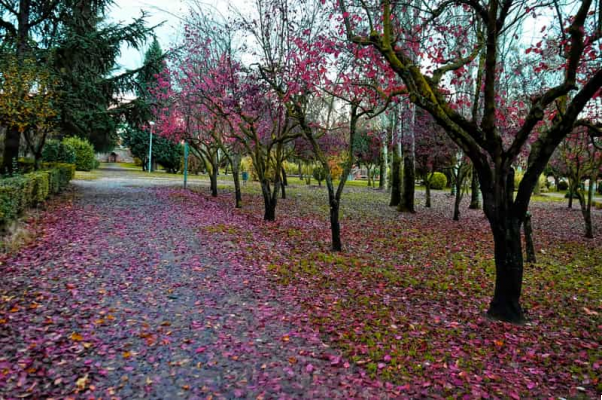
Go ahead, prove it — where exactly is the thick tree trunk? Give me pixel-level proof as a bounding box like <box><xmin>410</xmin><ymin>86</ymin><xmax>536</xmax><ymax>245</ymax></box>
<box><xmin>389</xmin><ymin>146</ymin><xmax>401</xmax><ymax>206</ymax></box>
<box><xmin>425</xmin><ymin>177</ymin><xmax>431</xmax><ymax>208</ymax></box>
<box><xmin>487</xmin><ymin>218</ymin><xmax>525</xmax><ymax>323</ymax></box>
<box><xmin>398</xmin><ymin>153</ymin><xmax>415</xmax><ymax>213</ymax></box>
<box><xmin>210</xmin><ymin>168</ymin><xmax>218</xmax><ymax>197</ymax></box>
<box><xmin>1</xmin><ymin>127</ymin><xmax>21</xmax><ymax>175</ymax></box>
<box><xmin>261</xmin><ymin>181</ymin><xmax>277</xmax><ymax>221</ymax></box>
<box><xmin>482</xmin><ymin>169</ymin><xmax>525</xmax><ymax>323</ymax></box>
<box><xmin>469</xmin><ymin>167</ymin><xmax>481</xmax><ymax>209</ymax></box>
<box><xmin>524</xmin><ymin>212</ymin><xmax>536</xmax><ymax>263</ymax></box>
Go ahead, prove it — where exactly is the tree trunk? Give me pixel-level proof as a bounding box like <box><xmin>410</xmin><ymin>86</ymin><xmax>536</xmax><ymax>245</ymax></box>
<box><xmin>281</xmin><ymin>167</ymin><xmax>287</xmax><ymax>199</ymax></box>
<box><xmin>469</xmin><ymin>167</ymin><xmax>481</xmax><ymax>209</ymax></box>
<box><xmin>554</xmin><ymin>175</ymin><xmax>559</xmax><ymax>191</ymax></box>
<box><xmin>568</xmin><ymin>184</ymin><xmax>574</xmax><ymax>208</ymax></box>
<box><xmin>298</xmin><ymin>162</ymin><xmax>303</xmax><ymax>180</ymax></box>
<box><xmin>231</xmin><ymin>157</ymin><xmax>242</xmax><ymax>208</ymax></box>
<box><xmin>453</xmin><ymin>173</ymin><xmax>463</xmax><ymax>221</ymax></box>
<box><xmin>483</xmin><ymin>169</ymin><xmax>525</xmax><ymax>323</ymax></box>
<box><xmin>210</xmin><ymin>167</ymin><xmax>218</xmax><ymax>197</ymax></box>
<box><xmin>524</xmin><ymin>212</ymin><xmax>536</xmax><ymax>263</ymax></box>
<box><xmin>379</xmin><ymin>145</ymin><xmax>387</xmax><ymax>189</ymax></box>
<box><xmin>425</xmin><ymin>175</ymin><xmax>431</xmax><ymax>208</ymax></box>
<box><xmin>389</xmin><ymin>145</ymin><xmax>401</xmax><ymax>206</ymax></box>
<box><xmin>487</xmin><ymin>217</ymin><xmax>525</xmax><ymax>323</ymax></box>
<box><xmin>578</xmin><ymin>180</ymin><xmax>594</xmax><ymax>239</ymax></box>
<box><xmin>398</xmin><ymin>153</ymin><xmax>415</xmax><ymax>213</ymax></box>
<box><xmin>329</xmin><ymin>195</ymin><xmax>342</xmax><ymax>251</ymax></box>
<box><xmin>1</xmin><ymin>127</ymin><xmax>21</xmax><ymax>175</ymax></box>
<box><xmin>261</xmin><ymin>181</ymin><xmax>277</xmax><ymax>221</ymax></box>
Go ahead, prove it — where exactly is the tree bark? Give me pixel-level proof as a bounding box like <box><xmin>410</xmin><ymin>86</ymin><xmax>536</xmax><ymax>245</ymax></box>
<box><xmin>568</xmin><ymin>183</ymin><xmax>575</xmax><ymax>208</ymax></box>
<box><xmin>329</xmin><ymin>196</ymin><xmax>342</xmax><ymax>251</ymax></box>
<box><xmin>261</xmin><ymin>181</ymin><xmax>277</xmax><ymax>221</ymax></box>
<box><xmin>398</xmin><ymin>152</ymin><xmax>415</xmax><ymax>213</ymax></box>
<box><xmin>483</xmin><ymin>169</ymin><xmax>525</xmax><ymax>323</ymax></box>
<box><xmin>488</xmin><ymin>218</ymin><xmax>525</xmax><ymax>323</ymax></box>
<box><xmin>379</xmin><ymin>143</ymin><xmax>387</xmax><ymax>189</ymax></box>
<box><xmin>231</xmin><ymin>155</ymin><xmax>242</xmax><ymax>208</ymax></box>
<box><xmin>281</xmin><ymin>167</ymin><xmax>287</xmax><ymax>199</ymax></box>
<box><xmin>453</xmin><ymin>167</ymin><xmax>466</xmax><ymax>221</ymax></box>
<box><xmin>389</xmin><ymin>145</ymin><xmax>401</xmax><ymax>206</ymax></box>
<box><xmin>210</xmin><ymin>167</ymin><xmax>218</xmax><ymax>197</ymax></box>
<box><xmin>524</xmin><ymin>212</ymin><xmax>536</xmax><ymax>263</ymax></box>
<box><xmin>453</xmin><ymin>184</ymin><xmax>462</xmax><ymax>220</ymax></box>
<box><xmin>469</xmin><ymin>167</ymin><xmax>481</xmax><ymax>209</ymax></box>
<box><xmin>578</xmin><ymin>180</ymin><xmax>594</xmax><ymax>238</ymax></box>
<box><xmin>1</xmin><ymin>127</ymin><xmax>22</xmax><ymax>175</ymax></box>
<box><xmin>425</xmin><ymin>173</ymin><xmax>432</xmax><ymax>208</ymax></box>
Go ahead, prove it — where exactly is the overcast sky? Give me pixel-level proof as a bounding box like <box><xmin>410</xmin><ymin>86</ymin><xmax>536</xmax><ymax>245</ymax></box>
<box><xmin>109</xmin><ymin>0</ymin><xmax>188</xmax><ymax>71</ymax></box>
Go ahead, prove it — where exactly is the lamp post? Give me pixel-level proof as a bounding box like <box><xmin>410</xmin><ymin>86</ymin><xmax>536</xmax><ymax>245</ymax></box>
<box><xmin>148</xmin><ymin>121</ymin><xmax>155</xmax><ymax>173</ymax></box>
<box><xmin>182</xmin><ymin>140</ymin><xmax>189</xmax><ymax>189</ymax></box>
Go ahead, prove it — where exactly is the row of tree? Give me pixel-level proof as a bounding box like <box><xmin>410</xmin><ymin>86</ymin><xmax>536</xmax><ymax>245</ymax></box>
<box><xmin>146</xmin><ymin>0</ymin><xmax>601</xmax><ymax>324</ymax></box>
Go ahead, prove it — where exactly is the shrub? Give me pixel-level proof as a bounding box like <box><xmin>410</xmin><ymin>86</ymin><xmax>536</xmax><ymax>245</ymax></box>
<box><xmin>557</xmin><ymin>180</ymin><xmax>569</xmax><ymax>191</ymax></box>
<box><xmin>328</xmin><ymin>156</ymin><xmax>345</xmax><ymax>180</ymax></box>
<box><xmin>427</xmin><ymin>171</ymin><xmax>448</xmax><ymax>190</ymax></box>
<box><xmin>30</xmin><ymin>172</ymin><xmax>50</xmax><ymax>204</ymax></box>
<box><xmin>42</xmin><ymin>140</ymin><xmax>76</xmax><ymax>164</ymax></box>
<box><xmin>0</xmin><ymin>164</ymin><xmax>75</xmax><ymax>231</ymax></box>
<box><xmin>17</xmin><ymin>158</ymin><xmax>36</xmax><ymax>173</ymax></box>
<box><xmin>313</xmin><ymin>166</ymin><xmax>326</xmax><ymax>185</ymax></box>
<box><xmin>62</xmin><ymin>137</ymin><xmax>96</xmax><ymax>171</ymax></box>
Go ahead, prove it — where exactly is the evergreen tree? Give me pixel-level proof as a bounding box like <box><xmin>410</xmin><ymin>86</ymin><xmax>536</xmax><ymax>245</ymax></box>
<box><xmin>52</xmin><ymin>0</ymin><xmax>153</xmax><ymax>152</ymax></box>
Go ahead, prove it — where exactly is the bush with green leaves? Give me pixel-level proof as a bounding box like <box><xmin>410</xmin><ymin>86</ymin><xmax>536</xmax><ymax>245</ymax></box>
<box><xmin>42</xmin><ymin>140</ymin><xmax>76</xmax><ymax>164</ymax></box>
<box><xmin>0</xmin><ymin>163</ymin><xmax>74</xmax><ymax>231</ymax></box>
<box><xmin>427</xmin><ymin>171</ymin><xmax>448</xmax><ymax>190</ymax></box>
<box><xmin>121</xmin><ymin>126</ymin><xmax>183</xmax><ymax>173</ymax></box>
<box><xmin>557</xmin><ymin>180</ymin><xmax>569</xmax><ymax>191</ymax></box>
<box><xmin>313</xmin><ymin>166</ymin><xmax>326</xmax><ymax>186</ymax></box>
<box><xmin>62</xmin><ymin>137</ymin><xmax>96</xmax><ymax>171</ymax></box>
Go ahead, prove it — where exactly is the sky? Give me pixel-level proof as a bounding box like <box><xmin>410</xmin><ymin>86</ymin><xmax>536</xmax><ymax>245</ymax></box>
<box><xmin>109</xmin><ymin>0</ymin><xmax>240</xmax><ymax>72</ymax></box>
<box><xmin>109</xmin><ymin>0</ymin><xmax>188</xmax><ymax>71</ymax></box>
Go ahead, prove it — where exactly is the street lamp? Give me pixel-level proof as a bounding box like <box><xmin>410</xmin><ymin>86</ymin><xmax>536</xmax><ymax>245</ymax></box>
<box><xmin>182</xmin><ymin>139</ymin><xmax>189</xmax><ymax>189</ymax></box>
<box><xmin>148</xmin><ymin>121</ymin><xmax>155</xmax><ymax>173</ymax></box>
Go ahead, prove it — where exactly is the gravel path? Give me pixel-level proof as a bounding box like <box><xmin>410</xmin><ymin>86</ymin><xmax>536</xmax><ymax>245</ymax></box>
<box><xmin>0</xmin><ymin>171</ymin><xmax>396</xmax><ymax>399</ymax></box>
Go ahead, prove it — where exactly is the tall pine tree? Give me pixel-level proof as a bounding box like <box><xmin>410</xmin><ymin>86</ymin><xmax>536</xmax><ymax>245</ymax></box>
<box><xmin>52</xmin><ymin>0</ymin><xmax>153</xmax><ymax>152</ymax></box>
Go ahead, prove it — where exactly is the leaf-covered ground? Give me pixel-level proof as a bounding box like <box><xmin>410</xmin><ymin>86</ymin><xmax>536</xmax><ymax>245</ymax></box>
<box><xmin>0</xmin><ymin>172</ymin><xmax>600</xmax><ymax>398</ymax></box>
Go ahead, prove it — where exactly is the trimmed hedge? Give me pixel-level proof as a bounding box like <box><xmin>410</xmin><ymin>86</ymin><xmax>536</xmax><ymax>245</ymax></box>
<box><xmin>42</xmin><ymin>140</ymin><xmax>77</xmax><ymax>164</ymax></box>
<box><xmin>0</xmin><ymin>163</ymin><xmax>75</xmax><ymax>231</ymax></box>
<box><xmin>62</xmin><ymin>137</ymin><xmax>96</xmax><ymax>171</ymax></box>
